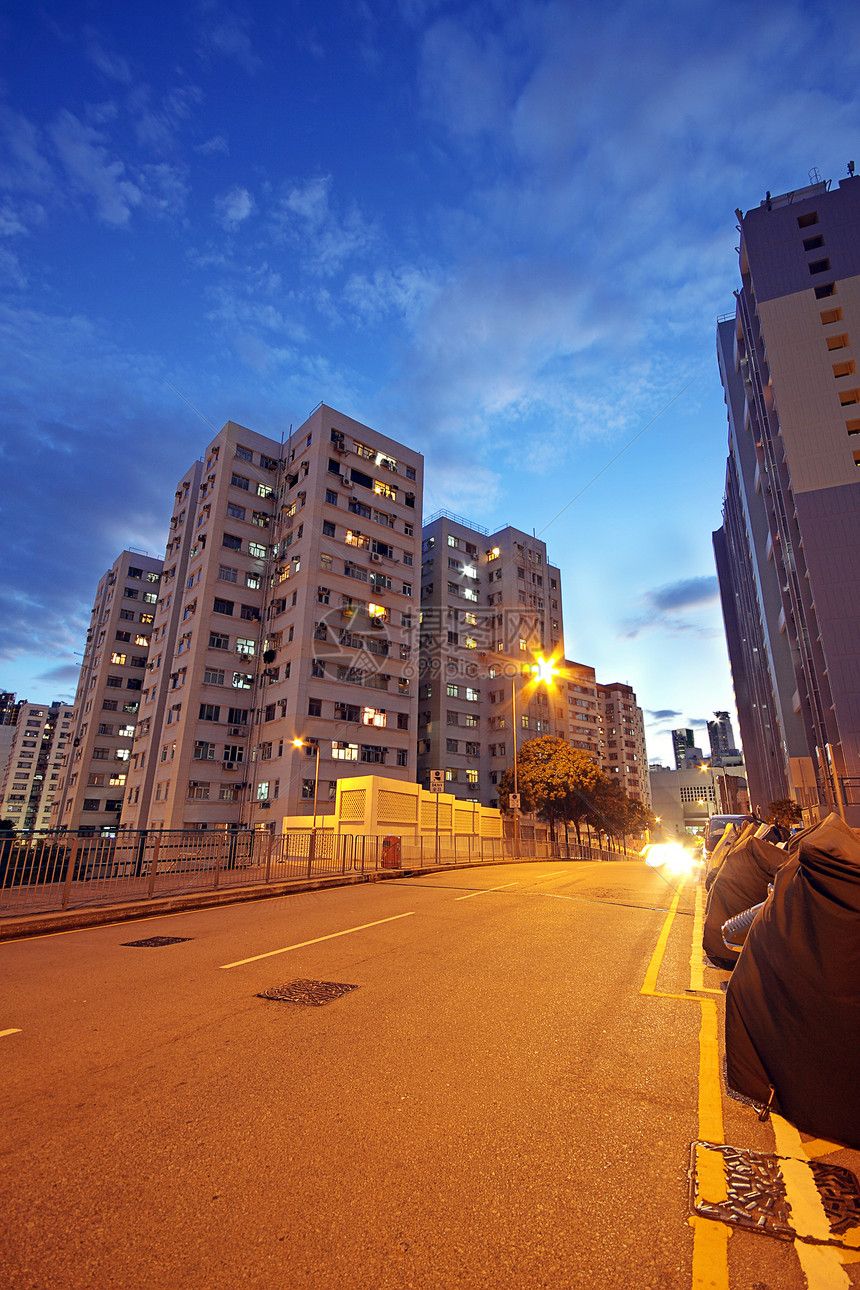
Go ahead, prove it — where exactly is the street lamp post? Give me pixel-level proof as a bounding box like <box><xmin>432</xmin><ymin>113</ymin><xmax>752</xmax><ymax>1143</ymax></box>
<box><xmin>511</xmin><ymin>677</ymin><xmax>519</xmax><ymax>851</ymax></box>
<box><xmin>507</xmin><ymin>653</ymin><xmax>558</xmax><ymax>856</ymax></box>
<box><xmin>292</xmin><ymin>737</ymin><xmax>320</xmax><ymax>874</ymax></box>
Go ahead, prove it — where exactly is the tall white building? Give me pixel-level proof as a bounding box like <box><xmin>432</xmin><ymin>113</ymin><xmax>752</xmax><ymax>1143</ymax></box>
<box><xmin>51</xmin><ymin>551</ymin><xmax>162</xmax><ymax>832</ymax></box>
<box><xmin>596</xmin><ymin>681</ymin><xmax>651</xmax><ymax>807</ymax></box>
<box><xmin>417</xmin><ymin>512</ymin><xmax>565</xmax><ymax>806</ymax></box>
<box><xmin>122</xmin><ymin>405</ymin><xmax>422</xmax><ymax>829</ymax></box>
<box><xmin>0</xmin><ymin>702</ymin><xmax>74</xmax><ymax>829</ymax></box>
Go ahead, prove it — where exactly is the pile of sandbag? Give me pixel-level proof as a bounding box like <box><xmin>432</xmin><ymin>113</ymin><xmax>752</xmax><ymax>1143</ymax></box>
<box><xmin>724</xmin><ymin>813</ymin><xmax>860</xmax><ymax>1149</ymax></box>
<box><xmin>702</xmin><ymin>831</ymin><xmax>788</xmax><ymax>970</ymax></box>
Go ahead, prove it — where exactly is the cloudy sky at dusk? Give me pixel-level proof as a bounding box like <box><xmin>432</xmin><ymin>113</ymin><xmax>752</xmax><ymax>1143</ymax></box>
<box><xmin>1</xmin><ymin>0</ymin><xmax>858</xmax><ymax>766</ymax></box>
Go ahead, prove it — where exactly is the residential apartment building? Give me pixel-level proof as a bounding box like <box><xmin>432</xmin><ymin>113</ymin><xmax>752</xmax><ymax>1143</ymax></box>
<box><xmin>0</xmin><ymin>702</ymin><xmax>74</xmax><ymax>829</ymax></box>
<box><xmin>713</xmin><ymin>172</ymin><xmax>860</xmax><ymax>822</ymax></box>
<box><xmin>121</xmin><ymin>406</ymin><xmax>422</xmax><ymax>829</ymax></box>
<box><xmin>559</xmin><ymin>659</ymin><xmax>600</xmax><ymax>758</ymax></box>
<box><xmin>51</xmin><ymin>551</ymin><xmax>162</xmax><ymax>832</ymax></box>
<box><xmin>597</xmin><ymin>681</ymin><xmax>651</xmax><ymax>807</ymax></box>
<box><xmin>0</xmin><ymin>692</ymin><xmax>22</xmax><ymax>726</ymax></box>
<box><xmin>417</xmin><ymin>512</ymin><xmax>564</xmax><ymax>807</ymax></box>
<box><xmin>0</xmin><ymin>693</ymin><xmax>18</xmax><ymax>793</ymax></box>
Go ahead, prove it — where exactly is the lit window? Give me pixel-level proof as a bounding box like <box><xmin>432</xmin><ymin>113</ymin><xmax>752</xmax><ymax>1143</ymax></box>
<box><xmin>110</xmin><ymin>652</ymin><xmax>127</xmax><ymax>665</ymax></box>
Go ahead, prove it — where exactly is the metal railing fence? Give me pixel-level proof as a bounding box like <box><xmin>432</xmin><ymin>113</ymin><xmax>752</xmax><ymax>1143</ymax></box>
<box><xmin>0</xmin><ymin>828</ymin><xmax>626</xmax><ymax>920</ymax></box>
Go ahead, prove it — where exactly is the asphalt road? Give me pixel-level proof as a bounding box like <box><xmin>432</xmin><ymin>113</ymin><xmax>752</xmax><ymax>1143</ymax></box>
<box><xmin>1</xmin><ymin>859</ymin><xmax>857</xmax><ymax>1289</ymax></box>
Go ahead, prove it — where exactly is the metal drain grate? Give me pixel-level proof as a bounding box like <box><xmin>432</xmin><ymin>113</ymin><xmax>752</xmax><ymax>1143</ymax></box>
<box><xmin>811</xmin><ymin>1160</ymin><xmax>860</xmax><ymax>1235</ymax></box>
<box><xmin>257</xmin><ymin>979</ymin><xmax>359</xmax><ymax>1006</ymax></box>
<box><xmin>689</xmin><ymin>1141</ymin><xmax>860</xmax><ymax>1246</ymax></box>
<box><xmin>122</xmin><ymin>936</ymin><xmax>192</xmax><ymax>947</ymax></box>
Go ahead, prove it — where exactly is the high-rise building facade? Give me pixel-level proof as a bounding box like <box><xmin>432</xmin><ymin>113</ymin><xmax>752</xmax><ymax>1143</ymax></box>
<box><xmin>51</xmin><ymin>551</ymin><xmax>162</xmax><ymax>832</ymax></box>
<box><xmin>707</xmin><ymin>711</ymin><xmax>740</xmax><ymax>764</ymax></box>
<box><xmin>671</xmin><ymin>728</ymin><xmax>697</xmax><ymax>769</ymax></box>
<box><xmin>0</xmin><ymin>702</ymin><xmax>74</xmax><ymax>829</ymax></box>
<box><xmin>596</xmin><ymin>681</ymin><xmax>651</xmax><ymax>806</ymax></box>
<box><xmin>122</xmin><ymin>406</ymin><xmax>422</xmax><ymax>829</ymax></box>
<box><xmin>714</xmin><ymin>173</ymin><xmax>860</xmax><ymax>822</ymax></box>
<box><xmin>417</xmin><ymin>512</ymin><xmax>564</xmax><ymax>806</ymax></box>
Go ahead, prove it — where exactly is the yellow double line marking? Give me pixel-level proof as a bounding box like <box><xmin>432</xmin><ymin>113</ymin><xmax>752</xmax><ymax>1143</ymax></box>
<box><xmin>642</xmin><ymin>882</ymin><xmax>855</xmax><ymax>1289</ymax></box>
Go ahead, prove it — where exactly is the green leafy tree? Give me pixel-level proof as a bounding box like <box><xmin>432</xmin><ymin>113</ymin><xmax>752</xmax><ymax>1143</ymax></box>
<box><xmin>767</xmin><ymin>798</ymin><xmax>804</xmax><ymax>828</ymax></box>
<box><xmin>586</xmin><ymin>776</ymin><xmax>629</xmax><ymax>848</ymax></box>
<box><xmin>497</xmin><ymin>737</ymin><xmax>606</xmax><ymax>843</ymax></box>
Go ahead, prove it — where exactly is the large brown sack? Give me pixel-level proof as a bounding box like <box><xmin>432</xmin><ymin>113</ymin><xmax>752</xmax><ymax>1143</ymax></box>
<box><xmin>702</xmin><ymin>835</ymin><xmax>787</xmax><ymax>969</ymax></box>
<box><xmin>725</xmin><ymin>813</ymin><xmax>860</xmax><ymax>1148</ymax></box>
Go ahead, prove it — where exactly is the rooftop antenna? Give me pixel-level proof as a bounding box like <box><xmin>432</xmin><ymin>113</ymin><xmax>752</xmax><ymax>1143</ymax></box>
<box><xmin>809</xmin><ymin>167</ymin><xmax>822</xmax><ymax>185</ymax></box>
<box><xmin>849</xmin><ymin>160</ymin><xmax>856</xmax><ymax>177</ymax></box>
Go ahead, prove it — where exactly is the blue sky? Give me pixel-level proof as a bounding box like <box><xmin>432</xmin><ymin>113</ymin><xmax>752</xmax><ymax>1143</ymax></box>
<box><xmin>1</xmin><ymin>0</ymin><xmax>858</xmax><ymax>767</ymax></box>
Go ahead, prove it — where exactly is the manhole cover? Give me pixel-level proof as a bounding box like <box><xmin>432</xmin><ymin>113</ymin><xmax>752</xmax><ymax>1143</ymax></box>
<box><xmin>122</xmin><ymin>936</ymin><xmax>192</xmax><ymax>947</ymax></box>
<box><xmin>689</xmin><ymin>1141</ymin><xmax>860</xmax><ymax>1246</ymax></box>
<box><xmin>257</xmin><ymin>979</ymin><xmax>359</xmax><ymax>1006</ymax></box>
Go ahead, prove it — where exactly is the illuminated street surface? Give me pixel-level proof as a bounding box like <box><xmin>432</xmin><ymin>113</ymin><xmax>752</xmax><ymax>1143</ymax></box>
<box><xmin>1</xmin><ymin>861</ymin><xmax>857</xmax><ymax>1289</ymax></box>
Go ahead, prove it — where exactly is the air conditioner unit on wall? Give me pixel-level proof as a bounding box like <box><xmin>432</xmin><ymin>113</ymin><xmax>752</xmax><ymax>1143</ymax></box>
<box><xmin>223</xmin><ymin>761</ymin><xmax>235</xmax><ymax>770</ymax></box>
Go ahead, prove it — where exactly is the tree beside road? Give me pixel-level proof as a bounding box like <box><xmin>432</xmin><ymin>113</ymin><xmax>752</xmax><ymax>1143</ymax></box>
<box><xmin>497</xmin><ymin>735</ymin><xmax>655</xmax><ymax>850</ymax></box>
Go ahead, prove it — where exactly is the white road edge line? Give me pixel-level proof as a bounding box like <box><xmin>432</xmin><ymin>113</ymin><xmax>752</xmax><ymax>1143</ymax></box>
<box><xmin>220</xmin><ymin>912</ymin><xmax>417</xmax><ymax>969</ymax></box>
<box><xmin>455</xmin><ymin>882</ymin><xmax>520</xmax><ymax>901</ymax></box>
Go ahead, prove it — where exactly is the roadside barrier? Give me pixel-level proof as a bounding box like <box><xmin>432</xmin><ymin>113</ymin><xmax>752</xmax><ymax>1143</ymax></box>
<box><xmin>0</xmin><ymin>828</ymin><xmax>627</xmax><ymax>919</ymax></box>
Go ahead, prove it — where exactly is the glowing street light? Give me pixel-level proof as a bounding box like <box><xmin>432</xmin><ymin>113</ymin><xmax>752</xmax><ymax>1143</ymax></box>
<box><xmin>291</xmin><ymin>737</ymin><xmax>320</xmax><ymax>832</ymax></box>
<box><xmin>530</xmin><ymin>655</ymin><xmax>558</xmax><ymax>686</ymax></box>
<box><xmin>510</xmin><ymin>652</ymin><xmax>560</xmax><ymax>851</ymax></box>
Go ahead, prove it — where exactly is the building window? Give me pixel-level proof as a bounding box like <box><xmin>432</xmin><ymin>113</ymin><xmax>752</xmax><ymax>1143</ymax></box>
<box><xmin>194</xmin><ymin>741</ymin><xmax>216</xmax><ymax>761</ymax></box>
<box><xmin>214</xmin><ymin>598</ymin><xmax>234</xmax><ymax>615</ymax></box>
<box><xmin>199</xmin><ymin>704</ymin><xmax>221</xmax><ymax>722</ymax></box>
<box><xmin>231</xmin><ymin>472</ymin><xmax>250</xmax><ymax>490</ymax></box>
<box><xmin>219</xmin><ymin>565</ymin><xmax>238</xmax><ymax>582</ymax></box>
<box><xmin>209</xmin><ymin>631</ymin><xmax>229</xmax><ymax>650</ymax></box>
<box><xmin>222</xmin><ymin>533</ymin><xmax>242</xmax><ymax>550</ymax></box>
<box><xmin>227</xmin><ymin>503</ymin><xmax>246</xmax><ymax>520</ymax></box>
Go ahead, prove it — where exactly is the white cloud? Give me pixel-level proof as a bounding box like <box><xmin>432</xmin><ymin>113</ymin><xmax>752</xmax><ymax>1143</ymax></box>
<box><xmin>85</xmin><ymin>35</ymin><xmax>133</xmax><ymax>85</ymax></box>
<box><xmin>196</xmin><ymin>134</ymin><xmax>229</xmax><ymax>156</ymax></box>
<box><xmin>273</xmin><ymin>176</ymin><xmax>376</xmax><ymax>276</ymax></box>
<box><xmin>215</xmin><ymin>185</ymin><xmax>255</xmax><ymax>229</ymax></box>
<box><xmin>48</xmin><ymin>110</ymin><xmax>142</xmax><ymax>226</ymax></box>
<box><xmin>0</xmin><ymin>107</ymin><xmax>54</xmax><ymax>194</ymax></box>
<box><xmin>198</xmin><ymin>7</ymin><xmax>261</xmax><ymax>74</ymax></box>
